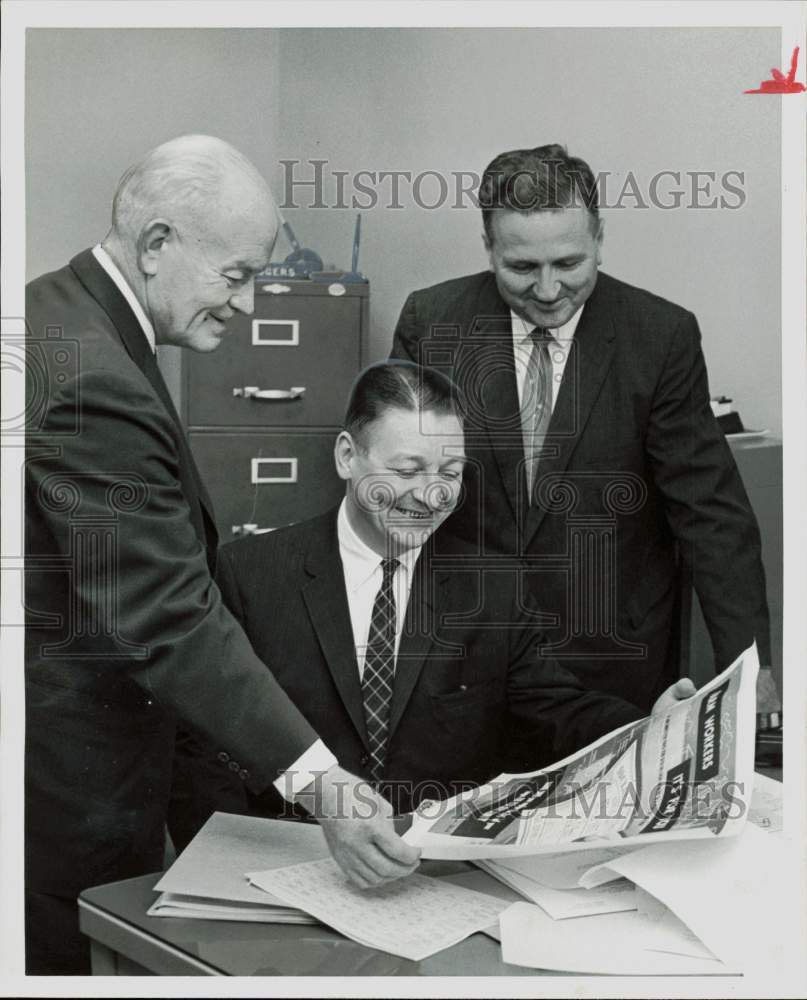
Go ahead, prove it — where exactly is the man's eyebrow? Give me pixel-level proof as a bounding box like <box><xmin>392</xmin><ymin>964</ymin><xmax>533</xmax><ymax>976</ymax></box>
<box><xmin>223</xmin><ymin>257</ymin><xmax>265</xmax><ymax>274</ymax></box>
<box><xmin>386</xmin><ymin>449</ymin><xmax>466</xmax><ymax>464</ymax></box>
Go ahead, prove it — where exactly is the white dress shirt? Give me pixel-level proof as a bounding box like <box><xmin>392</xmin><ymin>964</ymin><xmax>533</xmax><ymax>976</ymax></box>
<box><xmin>92</xmin><ymin>244</ymin><xmax>157</xmax><ymax>353</ymax></box>
<box><xmin>510</xmin><ymin>306</ymin><xmax>584</xmax><ymax>413</ymax></box>
<box><xmin>92</xmin><ymin>242</ymin><xmax>336</xmax><ymax>799</ymax></box>
<box><xmin>337</xmin><ymin>499</ymin><xmax>422</xmax><ymax>680</ymax></box>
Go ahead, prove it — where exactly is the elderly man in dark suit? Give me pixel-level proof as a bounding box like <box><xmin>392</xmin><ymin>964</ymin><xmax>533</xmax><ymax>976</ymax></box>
<box><xmin>206</xmin><ymin>360</ymin><xmax>694</xmax><ymax>822</ymax></box>
<box><xmin>24</xmin><ymin>135</ymin><xmax>418</xmax><ymax>975</ymax></box>
<box><xmin>390</xmin><ymin>144</ymin><xmax>772</xmax><ymax>713</ymax></box>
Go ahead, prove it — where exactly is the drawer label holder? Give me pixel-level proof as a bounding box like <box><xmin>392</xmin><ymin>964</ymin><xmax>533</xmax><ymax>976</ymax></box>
<box><xmin>233</xmin><ymin>386</ymin><xmax>306</xmax><ymax>401</ymax></box>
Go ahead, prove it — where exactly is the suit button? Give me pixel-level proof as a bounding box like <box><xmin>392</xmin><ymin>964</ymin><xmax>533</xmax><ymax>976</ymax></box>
<box><xmin>228</xmin><ymin>760</ymin><xmax>240</xmax><ymax>772</ymax></box>
<box><xmin>217</xmin><ymin>751</ymin><xmax>230</xmax><ymax>763</ymax></box>
<box><xmin>239</xmin><ymin>769</ymin><xmax>249</xmax><ymax>781</ymax></box>
<box><xmin>360</xmin><ymin>754</ymin><xmax>370</xmax><ymax>767</ymax></box>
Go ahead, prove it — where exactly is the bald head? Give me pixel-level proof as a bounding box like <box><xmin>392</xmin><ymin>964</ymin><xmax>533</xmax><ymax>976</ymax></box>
<box><xmin>111</xmin><ymin>134</ymin><xmax>277</xmax><ymax>245</ymax></box>
<box><xmin>103</xmin><ymin>135</ymin><xmax>279</xmax><ymax>353</ymax></box>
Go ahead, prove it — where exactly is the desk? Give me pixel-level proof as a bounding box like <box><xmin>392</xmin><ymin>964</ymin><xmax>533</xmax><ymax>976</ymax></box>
<box><xmin>80</xmin><ymin>770</ymin><xmax>781</xmax><ymax>977</ymax></box>
<box><xmin>78</xmin><ymin>863</ymin><xmax>539</xmax><ymax>976</ymax></box>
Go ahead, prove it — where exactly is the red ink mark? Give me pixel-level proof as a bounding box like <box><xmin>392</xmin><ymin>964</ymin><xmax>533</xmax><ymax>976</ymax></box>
<box><xmin>744</xmin><ymin>46</ymin><xmax>806</xmax><ymax>94</ymax></box>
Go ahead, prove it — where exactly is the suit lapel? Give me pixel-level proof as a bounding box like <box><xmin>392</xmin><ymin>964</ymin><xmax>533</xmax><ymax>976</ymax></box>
<box><xmin>301</xmin><ymin>514</ymin><xmax>370</xmax><ymax>749</ymax></box>
<box><xmin>464</xmin><ymin>278</ymin><xmax>525</xmax><ymax>523</ymax></box>
<box><xmin>386</xmin><ymin>546</ymin><xmax>442</xmax><ymax>741</ymax></box>
<box><xmin>301</xmin><ymin>520</ymin><xmax>446</xmax><ymax>750</ymax></box>
<box><xmin>69</xmin><ymin>250</ymin><xmax>218</xmax><ymax>553</ymax></box>
<box><xmin>523</xmin><ymin>277</ymin><xmax>617</xmax><ymax>544</ymax></box>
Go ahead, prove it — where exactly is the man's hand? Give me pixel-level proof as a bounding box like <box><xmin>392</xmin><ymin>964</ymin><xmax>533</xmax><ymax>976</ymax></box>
<box><xmin>296</xmin><ymin>765</ymin><xmax>421</xmax><ymax>889</ymax></box>
<box><xmin>756</xmin><ymin>666</ymin><xmax>782</xmax><ymax>715</ymax></box>
<box><xmin>651</xmin><ymin>677</ymin><xmax>697</xmax><ymax>716</ymax></box>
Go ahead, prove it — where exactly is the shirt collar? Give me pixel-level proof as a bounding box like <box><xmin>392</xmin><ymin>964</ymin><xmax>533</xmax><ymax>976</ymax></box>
<box><xmin>510</xmin><ymin>303</ymin><xmax>584</xmax><ymax>352</ymax></box>
<box><xmin>337</xmin><ymin>498</ymin><xmax>422</xmax><ymax>593</ymax></box>
<box><xmin>92</xmin><ymin>244</ymin><xmax>157</xmax><ymax>353</ymax></box>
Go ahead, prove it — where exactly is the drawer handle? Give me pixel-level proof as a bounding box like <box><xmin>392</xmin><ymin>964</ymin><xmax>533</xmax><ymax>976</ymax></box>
<box><xmin>233</xmin><ymin>386</ymin><xmax>306</xmax><ymax>401</ymax></box>
<box><xmin>231</xmin><ymin>523</ymin><xmax>276</xmax><ymax>536</ymax></box>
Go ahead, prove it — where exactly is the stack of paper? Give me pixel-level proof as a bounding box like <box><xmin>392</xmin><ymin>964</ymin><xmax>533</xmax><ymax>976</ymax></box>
<box><xmin>477</xmin><ymin>847</ymin><xmax>638</xmax><ymax>919</ymax></box>
<box><xmin>499</xmin><ymin>820</ymin><xmax>786</xmax><ymax>974</ymax></box>
<box><xmin>579</xmin><ymin>822</ymin><xmax>787</xmax><ymax>972</ymax></box>
<box><xmin>500</xmin><ymin>897</ymin><xmax>729</xmax><ymax>975</ymax></box>
<box><xmin>481</xmin><ymin>770</ymin><xmax>781</xmax><ymax>925</ymax></box>
<box><xmin>148</xmin><ymin>812</ymin><xmax>330</xmax><ymax>924</ymax></box>
<box><xmin>249</xmin><ymin>857</ymin><xmax>511</xmax><ymax>961</ymax></box>
<box><xmin>148</xmin><ymin>892</ymin><xmax>314</xmax><ymax>924</ymax></box>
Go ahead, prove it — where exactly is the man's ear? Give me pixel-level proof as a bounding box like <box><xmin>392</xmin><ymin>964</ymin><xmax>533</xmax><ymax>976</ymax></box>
<box><xmin>482</xmin><ymin>229</ymin><xmax>494</xmax><ymax>270</ymax></box>
<box><xmin>334</xmin><ymin>430</ymin><xmax>356</xmax><ymax>481</ymax></box>
<box><xmin>138</xmin><ymin>220</ymin><xmax>172</xmax><ymax>277</ymax></box>
<box><xmin>594</xmin><ymin>217</ymin><xmax>604</xmax><ymax>266</ymax></box>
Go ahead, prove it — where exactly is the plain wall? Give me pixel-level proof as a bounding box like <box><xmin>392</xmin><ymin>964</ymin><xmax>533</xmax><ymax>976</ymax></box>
<box><xmin>26</xmin><ymin>27</ymin><xmax>782</xmax><ymax>433</ymax></box>
<box><xmin>25</xmin><ymin>28</ymin><xmax>283</xmax><ymax>403</ymax></box>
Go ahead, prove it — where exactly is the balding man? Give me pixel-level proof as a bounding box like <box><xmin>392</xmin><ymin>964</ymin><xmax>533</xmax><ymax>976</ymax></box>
<box><xmin>24</xmin><ymin>135</ymin><xmax>419</xmax><ymax>975</ymax></box>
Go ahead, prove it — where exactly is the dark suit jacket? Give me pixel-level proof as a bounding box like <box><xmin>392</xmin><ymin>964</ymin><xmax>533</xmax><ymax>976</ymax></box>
<box><xmin>391</xmin><ymin>270</ymin><xmax>770</xmax><ymax>709</ymax></box>
<box><xmin>210</xmin><ymin>507</ymin><xmax>645</xmax><ymax>817</ymax></box>
<box><xmin>24</xmin><ymin>250</ymin><xmax>317</xmax><ymax>896</ymax></box>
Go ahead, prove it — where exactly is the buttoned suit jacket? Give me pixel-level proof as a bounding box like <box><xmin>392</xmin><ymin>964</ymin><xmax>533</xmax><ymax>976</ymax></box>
<box><xmin>24</xmin><ymin>249</ymin><xmax>317</xmax><ymax>897</ymax></box>
<box><xmin>391</xmin><ymin>270</ymin><xmax>770</xmax><ymax>710</ymax></box>
<box><xmin>213</xmin><ymin>507</ymin><xmax>645</xmax><ymax>817</ymax></box>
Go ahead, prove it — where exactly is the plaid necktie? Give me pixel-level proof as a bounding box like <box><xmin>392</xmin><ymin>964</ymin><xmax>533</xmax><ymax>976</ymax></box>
<box><xmin>361</xmin><ymin>557</ymin><xmax>399</xmax><ymax>784</ymax></box>
<box><xmin>521</xmin><ymin>327</ymin><xmax>553</xmax><ymax>501</ymax></box>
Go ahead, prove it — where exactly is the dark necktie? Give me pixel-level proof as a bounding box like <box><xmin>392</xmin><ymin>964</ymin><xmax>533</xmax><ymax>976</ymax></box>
<box><xmin>521</xmin><ymin>327</ymin><xmax>553</xmax><ymax>501</ymax></box>
<box><xmin>361</xmin><ymin>557</ymin><xmax>399</xmax><ymax>784</ymax></box>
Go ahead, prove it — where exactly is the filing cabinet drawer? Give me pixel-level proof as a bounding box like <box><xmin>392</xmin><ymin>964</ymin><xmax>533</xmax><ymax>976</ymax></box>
<box><xmin>190</xmin><ymin>430</ymin><xmax>344</xmax><ymax>538</ymax></box>
<box><xmin>185</xmin><ymin>295</ymin><xmax>362</xmax><ymax>427</ymax></box>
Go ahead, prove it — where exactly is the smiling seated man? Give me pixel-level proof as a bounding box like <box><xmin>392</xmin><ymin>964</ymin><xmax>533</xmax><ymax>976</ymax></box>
<box><xmin>175</xmin><ymin>360</ymin><xmax>694</xmax><ymax>827</ymax></box>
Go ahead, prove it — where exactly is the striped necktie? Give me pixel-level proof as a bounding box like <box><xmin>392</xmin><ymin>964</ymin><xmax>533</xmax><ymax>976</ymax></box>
<box><xmin>361</xmin><ymin>557</ymin><xmax>399</xmax><ymax>784</ymax></box>
<box><xmin>521</xmin><ymin>326</ymin><xmax>553</xmax><ymax>502</ymax></box>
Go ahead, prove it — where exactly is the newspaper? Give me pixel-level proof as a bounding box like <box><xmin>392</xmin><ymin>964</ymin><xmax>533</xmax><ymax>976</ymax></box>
<box><xmin>404</xmin><ymin>644</ymin><xmax>758</xmax><ymax>860</ymax></box>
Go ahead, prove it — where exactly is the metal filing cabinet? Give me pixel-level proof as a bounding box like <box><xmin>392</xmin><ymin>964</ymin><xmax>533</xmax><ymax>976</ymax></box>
<box><xmin>182</xmin><ymin>280</ymin><xmax>369</xmax><ymax>539</ymax></box>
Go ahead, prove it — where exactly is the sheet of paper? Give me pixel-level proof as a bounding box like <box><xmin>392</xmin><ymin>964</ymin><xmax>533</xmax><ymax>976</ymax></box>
<box><xmin>634</xmin><ymin>887</ymin><xmax>715</xmax><ymax>960</ymax></box>
<box><xmin>434</xmin><ymin>867</ymin><xmax>524</xmax><ymax>942</ymax></box>
<box><xmin>248</xmin><ymin>858</ymin><xmax>510</xmax><ymax>961</ymax></box>
<box><xmin>499</xmin><ymin>902</ymin><xmax>733</xmax><ymax>975</ymax></box>
<box><xmin>578</xmin><ymin>824</ymin><xmax>787</xmax><ymax>971</ymax></box>
<box><xmin>478</xmin><ymin>845</ymin><xmax>633</xmax><ymax>889</ymax></box>
<box><xmin>155</xmin><ymin>812</ymin><xmax>330</xmax><ymax>907</ymax></box>
<box><xmin>478</xmin><ymin>859</ymin><xmax>637</xmax><ymax>919</ymax></box>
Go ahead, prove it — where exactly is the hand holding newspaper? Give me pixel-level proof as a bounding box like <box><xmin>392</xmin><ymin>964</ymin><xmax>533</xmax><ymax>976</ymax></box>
<box><xmin>405</xmin><ymin>644</ymin><xmax>758</xmax><ymax>860</ymax></box>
